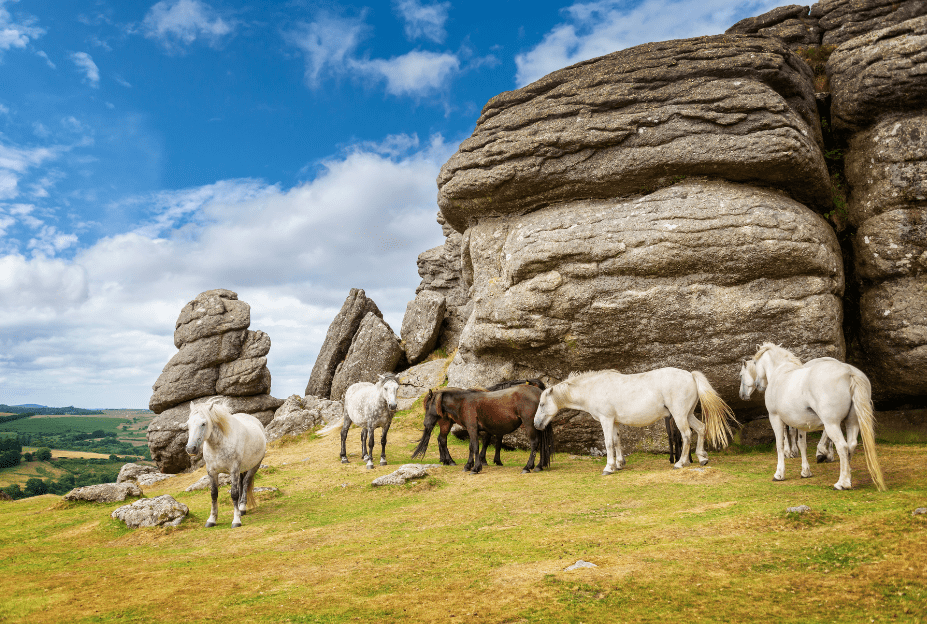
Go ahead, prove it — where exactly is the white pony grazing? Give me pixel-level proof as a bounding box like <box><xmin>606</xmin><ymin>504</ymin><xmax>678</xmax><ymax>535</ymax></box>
<box><xmin>740</xmin><ymin>344</ymin><xmax>886</xmax><ymax>491</ymax></box>
<box><xmin>533</xmin><ymin>368</ymin><xmax>735</xmax><ymax>475</ymax></box>
<box><xmin>340</xmin><ymin>373</ymin><xmax>400</xmax><ymax>469</ymax></box>
<box><xmin>185</xmin><ymin>399</ymin><xmax>267</xmax><ymax>528</ymax></box>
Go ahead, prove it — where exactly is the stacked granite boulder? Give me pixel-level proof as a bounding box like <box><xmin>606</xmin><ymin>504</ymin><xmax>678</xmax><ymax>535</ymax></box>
<box><xmin>146</xmin><ymin>289</ymin><xmax>283</xmax><ymax>473</ymax></box>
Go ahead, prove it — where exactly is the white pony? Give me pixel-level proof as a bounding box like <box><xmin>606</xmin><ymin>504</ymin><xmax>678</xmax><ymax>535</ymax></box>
<box><xmin>533</xmin><ymin>368</ymin><xmax>735</xmax><ymax>475</ymax></box>
<box><xmin>185</xmin><ymin>398</ymin><xmax>267</xmax><ymax>527</ymax></box>
<box><xmin>340</xmin><ymin>373</ymin><xmax>400</xmax><ymax>469</ymax></box>
<box><xmin>740</xmin><ymin>344</ymin><xmax>886</xmax><ymax>491</ymax></box>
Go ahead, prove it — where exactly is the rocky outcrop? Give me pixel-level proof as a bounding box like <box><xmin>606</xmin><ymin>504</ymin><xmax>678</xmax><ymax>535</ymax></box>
<box><xmin>826</xmin><ymin>16</ymin><xmax>927</xmax><ymax>131</ymax></box>
<box><xmin>726</xmin><ymin>5</ymin><xmax>822</xmax><ymax>49</ymax></box>
<box><xmin>329</xmin><ymin>313</ymin><xmax>404</xmax><ymax>401</ymax></box>
<box><xmin>63</xmin><ymin>483</ymin><xmax>142</xmax><ymax>503</ymax></box>
<box><xmin>111</xmin><ymin>495</ymin><xmax>188</xmax><ymax>528</ymax></box>
<box><xmin>415</xmin><ymin>213</ymin><xmax>472</xmax><ymax>350</ymax></box>
<box><xmin>116</xmin><ymin>463</ymin><xmax>159</xmax><ymax>484</ymax></box>
<box><xmin>811</xmin><ymin>0</ymin><xmax>927</xmax><ymax>47</ymax></box>
<box><xmin>305</xmin><ymin>289</ymin><xmax>382</xmax><ymax>399</ymax></box>
<box><xmin>449</xmin><ymin>181</ymin><xmax>845</xmax><ymax>405</ymax></box>
<box><xmin>147</xmin><ymin>394</ymin><xmax>283</xmax><ymax>474</ymax></box>
<box><xmin>437</xmin><ymin>34</ymin><xmax>829</xmax><ymax>233</ymax></box>
<box><xmin>371</xmin><ymin>464</ymin><xmax>433</xmax><ymax>486</ymax></box>
<box><xmin>147</xmin><ymin>290</ymin><xmax>281</xmax><ymax>473</ymax></box>
<box><xmin>396</xmin><ymin>358</ymin><xmax>449</xmax><ymax>410</ymax></box>
<box><xmin>401</xmin><ymin>290</ymin><xmax>446</xmax><ymax>364</ymax></box>
<box><xmin>265</xmin><ymin>394</ymin><xmax>343</xmax><ymax>443</ymax></box>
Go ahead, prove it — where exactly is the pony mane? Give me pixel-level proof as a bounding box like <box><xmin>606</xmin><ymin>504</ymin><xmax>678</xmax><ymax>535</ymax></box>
<box><xmin>377</xmin><ymin>373</ymin><xmax>400</xmax><ymax>387</ymax></box>
<box><xmin>753</xmin><ymin>343</ymin><xmax>802</xmax><ymax>366</ymax></box>
<box><xmin>196</xmin><ymin>398</ymin><xmax>231</xmax><ymax>435</ymax></box>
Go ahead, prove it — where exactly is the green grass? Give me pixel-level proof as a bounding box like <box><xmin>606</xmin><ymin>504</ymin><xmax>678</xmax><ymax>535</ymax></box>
<box><xmin>2</xmin><ymin>405</ymin><xmax>926</xmax><ymax>624</ymax></box>
<box><xmin>0</xmin><ymin>416</ymin><xmax>126</xmax><ymax>436</ymax></box>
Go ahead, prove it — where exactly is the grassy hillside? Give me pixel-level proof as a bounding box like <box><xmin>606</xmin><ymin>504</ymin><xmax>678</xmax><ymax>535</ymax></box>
<box><xmin>1</xmin><ymin>400</ymin><xmax>925</xmax><ymax>623</ymax></box>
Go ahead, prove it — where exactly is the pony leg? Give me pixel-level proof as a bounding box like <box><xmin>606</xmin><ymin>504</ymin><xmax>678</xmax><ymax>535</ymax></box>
<box><xmin>770</xmin><ymin>414</ymin><xmax>787</xmax><ymax>482</ymax></box>
<box><xmin>613</xmin><ymin>427</ymin><xmax>626</xmax><ymax>469</ymax></box>
<box><xmin>523</xmin><ymin>429</ymin><xmax>539</xmax><ymax>474</ymax></box>
<box><xmin>340</xmin><ymin>417</ymin><xmax>352</xmax><ymax>463</ymax></box>
<box><xmin>478</xmin><ymin>431</ymin><xmax>489</xmax><ymax>466</ymax></box>
<box><xmin>600</xmin><ymin>418</ymin><xmax>618</xmax><ymax>475</ymax></box>
<box><xmin>240</xmin><ymin>461</ymin><xmax>261</xmax><ymax>516</ymax></box>
<box><xmin>816</xmin><ymin>430</ymin><xmax>834</xmax><ymax>463</ymax></box>
<box><xmin>205</xmin><ymin>469</ymin><xmax>219</xmax><ymax>528</ymax></box>
<box><xmin>493</xmin><ymin>435</ymin><xmax>504</xmax><ymax>466</ymax></box>
<box><xmin>230</xmin><ymin>463</ymin><xmax>244</xmax><ymax>527</ymax></box>
<box><xmin>822</xmin><ymin>421</ymin><xmax>852</xmax><ymax>490</ymax></box>
<box><xmin>437</xmin><ymin>420</ymin><xmax>456</xmax><ymax>465</ymax></box>
<box><xmin>798</xmin><ymin>430</ymin><xmax>813</xmax><ymax>478</ymax></box>
<box><xmin>360</xmin><ymin>428</ymin><xmax>369</xmax><ymax>462</ymax></box>
<box><xmin>686</xmin><ymin>412</ymin><xmax>708</xmax><ymax>466</ymax></box>
<box><xmin>467</xmin><ymin>419</ymin><xmax>483</xmax><ymax>474</ymax></box>
<box><xmin>379</xmin><ymin>420</ymin><xmax>391</xmax><ymax>466</ymax></box>
<box><xmin>845</xmin><ymin>411</ymin><xmax>860</xmax><ymax>461</ymax></box>
<box><xmin>365</xmin><ymin>427</ymin><xmax>376</xmax><ymax>469</ymax></box>
<box><xmin>785</xmin><ymin>426</ymin><xmax>799</xmax><ymax>459</ymax></box>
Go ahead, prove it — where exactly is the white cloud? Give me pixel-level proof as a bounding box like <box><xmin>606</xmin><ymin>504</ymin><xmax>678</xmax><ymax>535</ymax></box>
<box><xmin>70</xmin><ymin>51</ymin><xmax>100</xmax><ymax>87</ymax></box>
<box><xmin>285</xmin><ymin>12</ymin><xmax>370</xmax><ymax>87</ymax></box>
<box><xmin>352</xmin><ymin>50</ymin><xmax>460</xmax><ymax>96</ymax></box>
<box><xmin>0</xmin><ymin>135</ymin><xmax>455</xmax><ymax>407</ymax></box>
<box><xmin>36</xmin><ymin>49</ymin><xmax>55</xmax><ymax>68</ymax></box>
<box><xmin>0</xmin><ymin>0</ymin><xmax>44</xmax><ymax>52</ymax></box>
<box><xmin>394</xmin><ymin>0</ymin><xmax>451</xmax><ymax>43</ymax></box>
<box><xmin>0</xmin><ymin>142</ymin><xmax>59</xmax><ymax>199</ymax></box>
<box><xmin>142</xmin><ymin>0</ymin><xmax>233</xmax><ymax>50</ymax></box>
<box><xmin>514</xmin><ymin>0</ymin><xmax>783</xmax><ymax>86</ymax></box>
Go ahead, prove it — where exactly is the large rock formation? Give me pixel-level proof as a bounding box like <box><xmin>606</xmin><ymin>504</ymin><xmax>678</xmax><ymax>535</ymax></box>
<box><xmin>265</xmin><ymin>394</ymin><xmax>343</xmax><ymax>443</ymax></box>
<box><xmin>726</xmin><ymin>5</ymin><xmax>822</xmax><ymax>49</ymax></box>
<box><xmin>811</xmin><ymin>0</ymin><xmax>927</xmax><ymax>47</ymax></box>
<box><xmin>147</xmin><ymin>290</ymin><xmax>282</xmax><ymax>473</ymax></box>
<box><xmin>305</xmin><ymin>289</ymin><xmax>382</xmax><ymax>399</ymax></box>
<box><xmin>400</xmin><ymin>290</ymin><xmax>446</xmax><ymax>365</ymax></box>
<box><xmin>329</xmin><ymin>313</ymin><xmax>404</xmax><ymax>401</ymax></box>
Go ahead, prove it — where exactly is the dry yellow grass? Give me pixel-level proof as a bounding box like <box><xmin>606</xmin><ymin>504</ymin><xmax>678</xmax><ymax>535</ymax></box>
<box><xmin>1</xmin><ymin>401</ymin><xmax>926</xmax><ymax>623</ymax></box>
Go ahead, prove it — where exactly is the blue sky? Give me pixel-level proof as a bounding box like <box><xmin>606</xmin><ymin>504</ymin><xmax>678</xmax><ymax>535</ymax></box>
<box><xmin>0</xmin><ymin>0</ymin><xmax>780</xmax><ymax>408</ymax></box>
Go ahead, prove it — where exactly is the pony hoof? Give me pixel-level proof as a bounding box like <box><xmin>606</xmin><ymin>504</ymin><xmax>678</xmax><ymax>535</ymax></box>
<box><xmin>601</xmin><ymin>470</ymin><xmax>613</xmax><ymax>476</ymax></box>
<box><xmin>833</xmin><ymin>484</ymin><xmax>851</xmax><ymax>491</ymax></box>
<box><xmin>772</xmin><ymin>476</ymin><xmax>784</xmax><ymax>482</ymax></box>
<box><xmin>801</xmin><ymin>474</ymin><xmax>813</xmax><ymax>479</ymax></box>
<box><xmin>380</xmin><ymin>460</ymin><xmax>388</xmax><ymax>466</ymax></box>
<box><xmin>521</xmin><ymin>469</ymin><xmax>530</xmax><ymax>474</ymax></box>
<box><xmin>366</xmin><ymin>463</ymin><xmax>374</xmax><ymax>470</ymax></box>
<box><xmin>699</xmin><ymin>459</ymin><xmax>709</xmax><ymax>466</ymax></box>
<box><xmin>816</xmin><ymin>455</ymin><xmax>828</xmax><ymax>464</ymax></box>
<box><xmin>231</xmin><ymin>522</ymin><xmax>241</xmax><ymax>528</ymax></box>
<box><xmin>533</xmin><ymin>467</ymin><xmax>544</xmax><ymax>473</ymax></box>
<box><xmin>239</xmin><ymin>509</ymin><xmax>247</xmax><ymax>516</ymax></box>
<box><xmin>341</xmin><ymin>458</ymin><xmax>349</xmax><ymax>464</ymax></box>
<box><xmin>205</xmin><ymin>521</ymin><xmax>216</xmax><ymax>528</ymax></box>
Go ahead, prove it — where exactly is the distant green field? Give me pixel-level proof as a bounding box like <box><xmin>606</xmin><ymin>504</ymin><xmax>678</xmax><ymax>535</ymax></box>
<box><xmin>0</xmin><ymin>416</ymin><xmax>125</xmax><ymax>435</ymax></box>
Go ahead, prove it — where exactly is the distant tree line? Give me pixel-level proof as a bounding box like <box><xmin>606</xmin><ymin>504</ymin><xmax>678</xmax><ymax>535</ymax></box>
<box><xmin>0</xmin><ymin>405</ymin><xmax>105</xmax><ymax>416</ymax></box>
<box><xmin>1</xmin><ymin>456</ymin><xmax>132</xmax><ymax>500</ymax></box>
<box><xmin>0</xmin><ymin>437</ymin><xmax>22</xmax><ymax>468</ymax></box>
<box><xmin>14</xmin><ymin>432</ymin><xmax>147</xmax><ymax>459</ymax></box>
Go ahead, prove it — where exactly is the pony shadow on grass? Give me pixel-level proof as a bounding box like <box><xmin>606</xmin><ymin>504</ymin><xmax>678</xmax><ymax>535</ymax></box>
<box><xmin>412</xmin><ymin>380</ymin><xmax>552</xmax><ymax>474</ymax></box>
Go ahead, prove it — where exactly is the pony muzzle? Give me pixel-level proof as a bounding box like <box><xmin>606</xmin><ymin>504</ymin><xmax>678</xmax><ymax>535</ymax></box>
<box><xmin>185</xmin><ymin>445</ymin><xmax>199</xmax><ymax>456</ymax></box>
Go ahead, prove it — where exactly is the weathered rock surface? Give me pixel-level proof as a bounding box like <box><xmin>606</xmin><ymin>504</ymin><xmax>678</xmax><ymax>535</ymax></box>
<box><xmin>111</xmin><ymin>494</ymin><xmax>188</xmax><ymax>528</ymax></box>
<box><xmin>265</xmin><ymin>394</ymin><xmax>344</xmax><ymax>443</ymax></box>
<box><xmin>415</xmin><ymin>214</ymin><xmax>472</xmax><ymax>350</ymax></box>
<box><xmin>811</xmin><ymin>0</ymin><xmax>927</xmax><ymax>47</ymax></box>
<box><xmin>437</xmin><ymin>35</ymin><xmax>829</xmax><ymax>233</ymax></box>
<box><xmin>452</xmin><ymin>180</ymin><xmax>845</xmax><ymax>405</ymax></box>
<box><xmin>147</xmin><ymin>394</ymin><xmax>283</xmax><ymax>474</ymax></box>
<box><xmin>216</xmin><ymin>356</ymin><xmax>271</xmax><ymax>396</ymax></box>
<box><xmin>149</xmin><ymin>366</ymin><xmax>220</xmax><ymax>414</ymax></box>
<box><xmin>329</xmin><ymin>313</ymin><xmax>404</xmax><ymax>401</ymax></box>
<box><xmin>726</xmin><ymin>5</ymin><xmax>822</xmax><ymax>49</ymax></box>
<box><xmin>63</xmin><ymin>482</ymin><xmax>142</xmax><ymax>503</ymax></box>
<box><xmin>136</xmin><ymin>472</ymin><xmax>175</xmax><ymax>487</ymax></box>
<box><xmin>827</xmin><ymin>16</ymin><xmax>927</xmax><ymax>131</ymax></box>
<box><xmin>305</xmin><ymin>289</ymin><xmax>383</xmax><ymax>399</ymax></box>
<box><xmin>117</xmin><ymin>463</ymin><xmax>160</xmax><ymax>484</ymax></box>
<box><xmin>854</xmin><ymin>210</ymin><xmax>927</xmax><ymax>281</ymax></box>
<box><xmin>401</xmin><ymin>290</ymin><xmax>446</xmax><ymax>365</ymax></box>
<box><xmin>185</xmin><ymin>473</ymin><xmax>232</xmax><ymax>492</ymax></box>
<box><xmin>844</xmin><ymin>113</ymin><xmax>927</xmax><ymax>228</ymax></box>
<box><xmin>173</xmin><ymin>289</ymin><xmax>250</xmax><ymax>348</ymax></box>
<box><xmin>371</xmin><ymin>464</ymin><xmax>432</xmax><ymax>486</ymax></box>
<box><xmin>396</xmin><ymin>358</ymin><xmax>449</xmax><ymax>410</ymax></box>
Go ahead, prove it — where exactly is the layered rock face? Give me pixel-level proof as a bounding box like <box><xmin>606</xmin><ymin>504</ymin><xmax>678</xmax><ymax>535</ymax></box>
<box><xmin>146</xmin><ymin>289</ymin><xmax>282</xmax><ymax>473</ymax></box>
<box><xmin>437</xmin><ymin>34</ymin><xmax>831</xmax><ymax>234</ymax></box>
<box><xmin>330</xmin><ymin>312</ymin><xmax>404</xmax><ymax>401</ymax></box>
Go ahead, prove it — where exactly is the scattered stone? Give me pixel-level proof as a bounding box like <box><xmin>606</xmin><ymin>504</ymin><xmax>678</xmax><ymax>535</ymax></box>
<box><xmin>63</xmin><ymin>483</ymin><xmax>142</xmax><ymax>503</ymax></box>
<box><xmin>111</xmin><ymin>495</ymin><xmax>189</xmax><ymax>528</ymax></box>
<box><xmin>565</xmin><ymin>560</ymin><xmax>598</xmax><ymax>571</ymax></box>
<box><xmin>372</xmin><ymin>464</ymin><xmax>432</xmax><ymax>486</ymax></box>
<box><xmin>913</xmin><ymin>508</ymin><xmax>927</xmax><ymax>516</ymax></box>
<box><xmin>253</xmin><ymin>487</ymin><xmax>278</xmax><ymax>493</ymax></box>
<box><xmin>185</xmin><ymin>473</ymin><xmax>233</xmax><ymax>492</ymax></box>
<box><xmin>116</xmin><ymin>463</ymin><xmax>160</xmax><ymax>484</ymax></box>
<box><xmin>786</xmin><ymin>505</ymin><xmax>812</xmax><ymax>514</ymax></box>
<box><xmin>136</xmin><ymin>472</ymin><xmax>175</xmax><ymax>487</ymax></box>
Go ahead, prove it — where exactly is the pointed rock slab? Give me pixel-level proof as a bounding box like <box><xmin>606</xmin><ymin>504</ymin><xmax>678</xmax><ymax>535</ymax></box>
<box><xmin>401</xmin><ymin>290</ymin><xmax>446</xmax><ymax>365</ymax></box>
<box><xmin>827</xmin><ymin>16</ymin><xmax>927</xmax><ymax>131</ymax></box>
<box><xmin>63</xmin><ymin>483</ymin><xmax>143</xmax><ymax>503</ymax></box>
<box><xmin>416</xmin><ymin>213</ymin><xmax>472</xmax><ymax>351</ymax></box>
<box><xmin>173</xmin><ymin>289</ymin><xmax>250</xmax><ymax>348</ymax></box>
<box><xmin>265</xmin><ymin>394</ymin><xmax>344</xmax><ymax>443</ymax></box>
<box><xmin>111</xmin><ymin>495</ymin><xmax>189</xmax><ymax>528</ymax></box>
<box><xmin>329</xmin><ymin>313</ymin><xmax>404</xmax><ymax>402</ymax></box>
<box><xmin>305</xmin><ymin>289</ymin><xmax>383</xmax><ymax>399</ymax></box>
<box><xmin>811</xmin><ymin>0</ymin><xmax>927</xmax><ymax>47</ymax></box>
<box><xmin>437</xmin><ymin>34</ymin><xmax>829</xmax><ymax>232</ymax></box>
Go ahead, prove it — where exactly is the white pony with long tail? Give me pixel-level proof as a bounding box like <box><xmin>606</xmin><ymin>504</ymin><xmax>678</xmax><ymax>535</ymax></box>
<box><xmin>740</xmin><ymin>344</ymin><xmax>886</xmax><ymax>491</ymax></box>
<box><xmin>185</xmin><ymin>398</ymin><xmax>267</xmax><ymax>527</ymax></box>
<box><xmin>533</xmin><ymin>368</ymin><xmax>735</xmax><ymax>475</ymax></box>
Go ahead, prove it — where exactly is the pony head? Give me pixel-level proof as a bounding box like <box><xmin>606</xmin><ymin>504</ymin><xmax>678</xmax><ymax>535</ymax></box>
<box><xmin>377</xmin><ymin>373</ymin><xmax>400</xmax><ymax>412</ymax></box>
<box><xmin>533</xmin><ymin>386</ymin><xmax>559</xmax><ymax>430</ymax></box>
<box><xmin>739</xmin><ymin>359</ymin><xmax>760</xmax><ymax>400</ymax></box>
<box><xmin>185</xmin><ymin>398</ymin><xmax>230</xmax><ymax>456</ymax></box>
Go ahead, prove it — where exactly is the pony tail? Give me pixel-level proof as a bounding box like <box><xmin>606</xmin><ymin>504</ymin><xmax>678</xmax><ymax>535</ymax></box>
<box><xmin>246</xmin><ymin>474</ymin><xmax>257</xmax><ymax>510</ymax></box>
<box><xmin>850</xmin><ymin>373</ymin><xmax>887</xmax><ymax>492</ymax></box>
<box><xmin>692</xmin><ymin>371</ymin><xmax>736</xmax><ymax>448</ymax></box>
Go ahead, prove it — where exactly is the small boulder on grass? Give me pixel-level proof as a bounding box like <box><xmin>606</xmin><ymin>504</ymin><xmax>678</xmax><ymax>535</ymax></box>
<box><xmin>111</xmin><ymin>494</ymin><xmax>188</xmax><ymax>528</ymax></box>
<box><xmin>63</xmin><ymin>483</ymin><xmax>142</xmax><ymax>503</ymax></box>
<box><xmin>786</xmin><ymin>505</ymin><xmax>812</xmax><ymax>514</ymax></box>
<box><xmin>116</xmin><ymin>463</ymin><xmax>159</xmax><ymax>484</ymax></box>
<box><xmin>372</xmin><ymin>464</ymin><xmax>431</xmax><ymax>486</ymax></box>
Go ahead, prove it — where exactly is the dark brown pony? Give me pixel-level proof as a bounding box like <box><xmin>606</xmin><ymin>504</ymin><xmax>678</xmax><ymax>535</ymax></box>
<box><xmin>412</xmin><ymin>383</ymin><xmax>552</xmax><ymax>474</ymax></box>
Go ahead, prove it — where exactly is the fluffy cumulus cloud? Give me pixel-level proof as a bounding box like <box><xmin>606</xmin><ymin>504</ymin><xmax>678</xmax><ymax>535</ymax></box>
<box><xmin>69</xmin><ymin>51</ymin><xmax>100</xmax><ymax>87</ymax></box>
<box><xmin>394</xmin><ymin>0</ymin><xmax>451</xmax><ymax>43</ymax></box>
<box><xmin>284</xmin><ymin>12</ymin><xmax>370</xmax><ymax>87</ymax></box>
<box><xmin>514</xmin><ymin>0</ymin><xmax>783</xmax><ymax>86</ymax></box>
<box><xmin>0</xmin><ymin>135</ymin><xmax>454</xmax><ymax>407</ymax></box>
<box><xmin>0</xmin><ymin>0</ymin><xmax>44</xmax><ymax>52</ymax></box>
<box><xmin>352</xmin><ymin>50</ymin><xmax>460</xmax><ymax>96</ymax></box>
<box><xmin>141</xmin><ymin>0</ymin><xmax>234</xmax><ymax>50</ymax></box>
